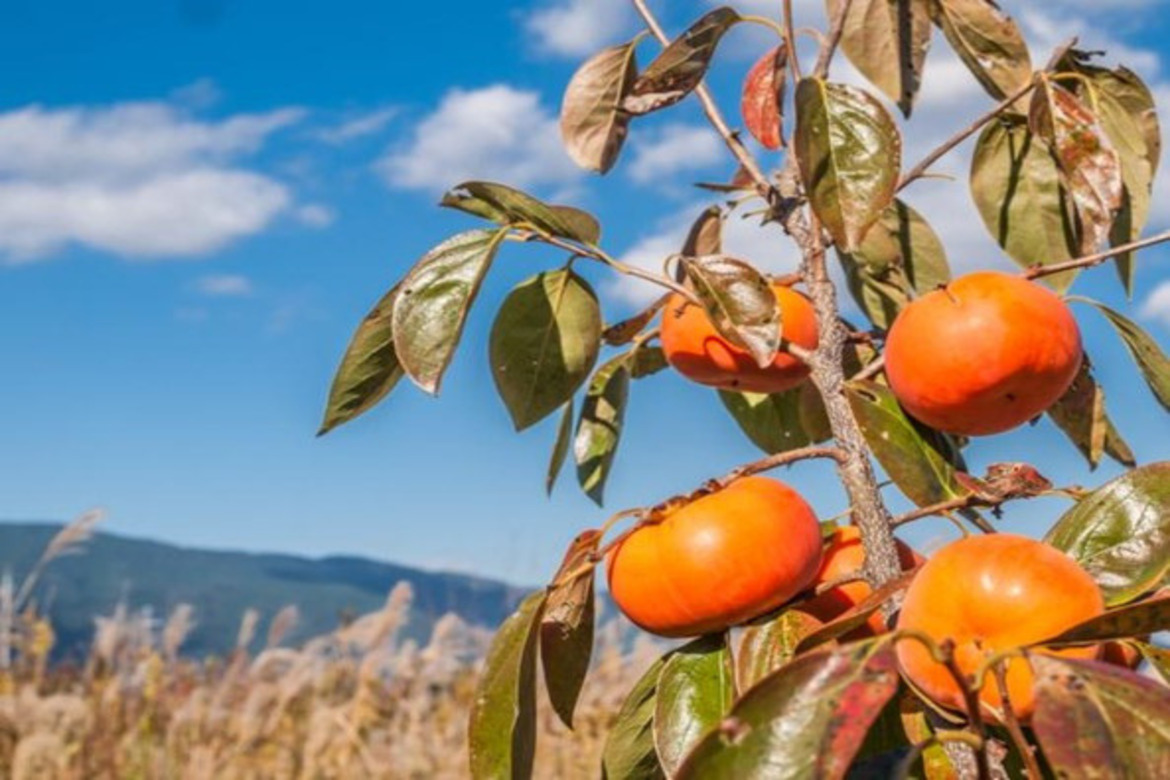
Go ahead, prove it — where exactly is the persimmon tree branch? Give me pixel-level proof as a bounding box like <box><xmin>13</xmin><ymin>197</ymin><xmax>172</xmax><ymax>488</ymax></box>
<box><xmin>631</xmin><ymin>0</ymin><xmax>775</xmax><ymax>200</ymax></box>
<box><xmin>718</xmin><ymin>445</ymin><xmax>847</xmax><ymax>485</ymax></box>
<box><xmin>1025</xmin><ymin>228</ymin><xmax>1170</xmax><ymax>280</ymax></box>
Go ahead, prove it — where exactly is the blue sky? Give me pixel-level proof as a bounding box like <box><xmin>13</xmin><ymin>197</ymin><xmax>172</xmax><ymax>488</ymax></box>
<box><xmin>0</xmin><ymin>0</ymin><xmax>1167</xmax><ymax>585</ymax></box>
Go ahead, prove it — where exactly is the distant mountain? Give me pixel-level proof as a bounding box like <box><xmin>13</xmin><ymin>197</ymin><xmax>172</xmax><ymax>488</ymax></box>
<box><xmin>0</xmin><ymin>522</ymin><xmax>533</xmax><ymax>659</ymax></box>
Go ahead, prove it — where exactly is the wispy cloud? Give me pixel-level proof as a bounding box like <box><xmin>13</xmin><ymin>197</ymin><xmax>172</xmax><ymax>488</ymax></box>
<box><xmin>1141</xmin><ymin>280</ymin><xmax>1170</xmax><ymax>329</ymax></box>
<box><xmin>627</xmin><ymin>124</ymin><xmax>723</xmax><ymax>186</ymax></box>
<box><xmin>315</xmin><ymin>107</ymin><xmax>397</xmax><ymax>145</ymax></box>
<box><xmin>194</xmin><ymin>274</ymin><xmax>252</xmax><ymax>297</ymax></box>
<box><xmin>525</xmin><ymin>0</ymin><xmax>634</xmax><ymax>58</ymax></box>
<box><xmin>0</xmin><ymin>99</ymin><xmax>305</xmax><ymax>261</ymax></box>
<box><xmin>376</xmin><ymin>85</ymin><xmax>580</xmax><ymax>194</ymax></box>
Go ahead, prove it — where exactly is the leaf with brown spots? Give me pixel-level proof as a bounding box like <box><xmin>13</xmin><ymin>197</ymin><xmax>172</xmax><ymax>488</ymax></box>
<box><xmin>1029</xmin><ymin>78</ymin><xmax>1124</xmax><ymax>254</ymax></box>
<box><xmin>676</xmin><ymin>640</ymin><xmax>901</xmax><ymax>779</ymax></box>
<box><xmin>1032</xmin><ymin>655</ymin><xmax>1170</xmax><ymax>778</ymax></box>
<box><xmin>1041</xmin><ymin>592</ymin><xmax>1170</xmax><ymax>646</ymax></box>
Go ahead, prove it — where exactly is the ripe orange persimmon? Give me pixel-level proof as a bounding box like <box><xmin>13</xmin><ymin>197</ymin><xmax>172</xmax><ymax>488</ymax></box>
<box><xmin>803</xmin><ymin>526</ymin><xmax>922</xmax><ymax>635</ymax></box>
<box><xmin>1102</xmin><ymin>640</ymin><xmax>1143</xmax><ymax>670</ymax></box>
<box><xmin>884</xmin><ymin>271</ymin><xmax>1082</xmax><ymax>436</ymax></box>
<box><xmin>895</xmin><ymin>534</ymin><xmax>1104</xmax><ymax>721</ymax></box>
<box><xmin>606</xmin><ymin>476</ymin><xmax>822</xmax><ymax>638</ymax></box>
<box><xmin>660</xmin><ymin>283</ymin><xmax>818</xmax><ymax>394</ymax></box>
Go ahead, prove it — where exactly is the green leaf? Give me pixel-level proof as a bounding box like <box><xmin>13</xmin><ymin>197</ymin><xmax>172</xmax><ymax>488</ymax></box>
<box><xmin>541</xmin><ymin>530</ymin><xmax>600</xmax><ymax>729</ymax></box>
<box><xmin>929</xmin><ymin>0</ymin><xmax>1032</xmax><ymax>102</ymax></box>
<box><xmin>441</xmin><ymin>181</ymin><xmax>600</xmax><ymax>245</ymax></box>
<box><xmin>654</xmin><ymin>635</ymin><xmax>735</xmax><ymax>776</ymax></box>
<box><xmin>393</xmin><ymin>229</ymin><xmax>508</xmax><ymax>394</ymax></box>
<box><xmin>490</xmin><ymin>269</ymin><xmax>603</xmax><ymax>431</ymax></box>
<box><xmin>845</xmin><ymin>380</ymin><xmax>965</xmax><ymax>507</ymax></box>
<box><xmin>1045</xmin><ymin>462</ymin><xmax>1170</xmax><ymax>606</ymax></box>
<box><xmin>1046</xmin><ymin>359</ymin><xmax>1135</xmax><ymax>470</ymax></box>
<box><xmin>680</xmin><ymin>255</ymin><xmax>780</xmax><ymax>369</ymax></box>
<box><xmin>719</xmin><ymin>389</ymin><xmax>812</xmax><ymax>454</ymax></box>
<box><xmin>319</xmin><ymin>285</ymin><xmax>403</xmax><ymax>435</ymax></box>
<box><xmin>561</xmin><ymin>40</ymin><xmax>640</xmax><ymax>174</ymax></box>
<box><xmin>469</xmin><ymin>590</ymin><xmax>546</xmax><ymax>780</ymax></box>
<box><xmin>1071</xmin><ymin>297</ymin><xmax>1170</xmax><ymax>412</ymax></box>
<box><xmin>676</xmin><ymin>640</ymin><xmax>901</xmax><ymax>780</ymax></box>
<box><xmin>828</xmin><ymin>0</ymin><xmax>932</xmax><ymax>116</ymax></box>
<box><xmin>1043</xmin><ymin>592</ymin><xmax>1170</xmax><ymax>646</ymax></box>
<box><xmin>794</xmin><ymin>77</ymin><xmax>902</xmax><ymax>252</ymax></box>
<box><xmin>1032</xmin><ymin>655</ymin><xmax>1170</xmax><ymax>777</ymax></box>
<box><xmin>899</xmin><ymin>695</ymin><xmax>962</xmax><ymax>779</ymax></box>
<box><xmin>603</xmin><ymin>654</ymin><xmax>668</xmax><ymax>780</ymax></box>
<box><xmin>797</xmin><ymin>383</ymin><xmax>833</xmax><ymax>444</ymax></box>
<box><xmin>546</xmin><ymin>400</ymin><xmax>575</xmax><ymax>495</ymax></box>
<box><xmin>574</xmin><ymin>354</ymin><xmax>631</xmax><ymax>505</ymax></box>
<box><xmin>970</xmin><ymin>119</ymin><xmax>1081</xmax><ymax>291</ymax></box>
<box><xmin>1028</xmin><ymin>77</ymin><xmax>1123</xmax><ymax>254</ymax></box>
<box><xmin>838</xmin><ymin>252</ymin><xmax>908</xmax><ymax>330</ymax></box>
<box><xmin>631</xmin><ymin>345</ymin><xmax>670</xmax><ymax>379</ymax></box>
<box><xmin>736</xmin><ymin>609</ymin><xmax>824</xmax><ymax>693</ymax></box>
<box><xmin>624</xmin><ymin>8</ymin><xmax>741</xmax><ymax>115</ymax></box>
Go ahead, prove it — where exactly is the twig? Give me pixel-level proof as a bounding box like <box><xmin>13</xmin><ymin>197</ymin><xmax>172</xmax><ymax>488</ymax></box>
<box><xmin>812</xmin><ymin>0</ymin><xmax>854</xmax><ymax>79</ymax></box>
<box><xmin>850</xmin><ymin>354</ymin><xmax>886</xmax><ymax>382</ymax></box>
<box><xmin>1025</xmin><ymin>229</ymin><xmax>1170</xmax><ymax>280</ymax></box>
<box><xmin>991</xmin><ymin>662</ymin><xmax>1044</xmax><ymax>780</ymax></box>
<box><xmin>897</xmin><ymin>39</ymin><xmax>1077</xmax><ymax>193</ymax></box>
<box><xmin>897</xmin><ymin>80</ymin><xmax>1036</xmax><ymax>192</ymax></box>
<box><xmin>938</xmin><ymin>641</ymin><xmax>993</xmax><ymax>780</ymax></box>
<box><xmin>718</xmin><ymin>445</ymin><xmax>847</xmax><ymax>485</ymax></box>
<box><xmin>783</xmin><ymin>0</ymin><xmax>803</xmax><ymax>81</ymax></box>
<box><xmin>631</xmin><ymin>0</ymin><xmax>774</xmax><ymax>199</ymax></box>
<box><xmin>813</xmin><ymin>572</ymin><xmax>865</xmax><ymax>596</ymax></box>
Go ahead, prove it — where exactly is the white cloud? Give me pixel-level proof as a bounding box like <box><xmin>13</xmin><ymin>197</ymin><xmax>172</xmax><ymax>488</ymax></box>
<box><xmin>0</xmin><ymin>171</ymin><xmax>289</xmax><ymax>260</ymax></box>
<box><xmin>0</xmin><ymin>100</ymin><xmax>304</xmax><ymax>261</ymax></box>
<box><xmin>1141</xmin><ymin>281</ymin><xmax>1170</xmax><ymax>328</ymax></box>
<box><xmin>377</xmin><ymin>85</ymin><xmax>580</xmax><ymax>194</ymax></box>
<box><xmin>611</xmin><ymin>204</ymin><xmax>801</xmax><ymax>307</ymax></box>
<box><xmin>315</xmin><ymin>107</ymin><xmax>397</xmax><ymax>145</ymax></box>
<box><xmin>627</xmin><ymin>124</ymin><xmax>724</xmax><ymax>185</ymax></box>
<box><xmin>525</xmin><ymin>0</ymin><xmax>634</xmax><ymax>57</ymax></box>
<box><xmin>295</xmin><ymin>203</ymin><xmax>335</xmax><ymax>228</ymax></box>
<box><xmin>194</xmin><ymin>273</ymin><xmax>252</xmax><ymax>297</ymax></box>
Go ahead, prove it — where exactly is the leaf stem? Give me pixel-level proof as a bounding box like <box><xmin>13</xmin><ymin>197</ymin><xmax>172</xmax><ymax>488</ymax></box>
<box><xmin>782</xmin><ymin>0</ymin><xmax>803</xmax><ymax>81</ymax></box>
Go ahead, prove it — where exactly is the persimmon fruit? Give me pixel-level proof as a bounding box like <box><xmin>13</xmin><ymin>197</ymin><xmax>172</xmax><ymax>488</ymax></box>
<box><xmin>803</xmin><ymin>525</ymin><xmax>922</xmax><ymax>636</ymax></box>
<box><xmin>895</xmin><ymin>533</ymin><xmax>1104</xmax><ymax>721</ymax></box>
<box><xmin>606</xmin><ymin>476</ymin><xmax>822</xmax><ymax>638</ymax></box>
<box><xmin>660</xmin><ymin>283</ymin><xmax>818</xmax><ymax>394</ymax></box>
<box><xmin>885</xmin><ymin>271</ymin><xmax>1082</xmax><ymax>436</ymax></box>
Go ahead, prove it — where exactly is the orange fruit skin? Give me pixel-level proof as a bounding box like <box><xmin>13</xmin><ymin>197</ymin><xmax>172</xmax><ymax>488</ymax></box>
<box><xmin>895</xmin><ymin>534</ymin><xmax>1104</xmax><ymax>722</ymax></box>
<box><xmin>884</xmin><ymin>271</ymin><xmax>1082</xmax><ymax>436</ymax></box>
<box><xmin>1101</xmin><ymin>640</ymin><xmax>1142</xmax><ymax>670</ymax></box>
<box><xmin>606</xmin><ymin>477</ymin><xmax>823</xmax><ymax>638</ymax></box>
<box><xmin>660</xmin><ymin>284</ymin><xmax>818</xmax><ymax>394</ymax></box>
<box><xmin>803</xmin><ymin>526</ymin><xmax>923</xmax><ymax>636</ymax></box>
